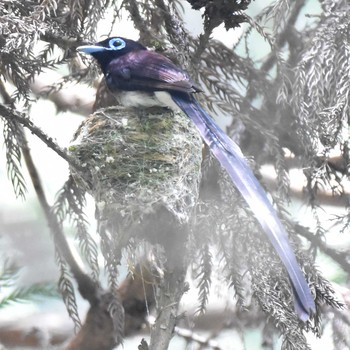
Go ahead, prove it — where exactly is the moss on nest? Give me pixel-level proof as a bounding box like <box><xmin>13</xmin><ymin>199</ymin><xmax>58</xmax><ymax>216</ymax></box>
<box><xmin>69</xmin><ymin>106</ymin><xmax>203</xmax><ymax>224</ymax></box>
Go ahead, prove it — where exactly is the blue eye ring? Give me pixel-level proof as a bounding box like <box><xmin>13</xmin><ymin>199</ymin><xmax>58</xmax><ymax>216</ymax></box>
<box><xmin>108</xmin><ymin>38</ymin><xmax>126</xmax><ymax>50</ymax></box>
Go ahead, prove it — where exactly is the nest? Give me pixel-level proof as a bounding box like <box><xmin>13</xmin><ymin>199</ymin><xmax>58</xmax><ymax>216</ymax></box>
<box><xmin>69</xmin><ymin>106</ymin><xmax>203</xmax><ymax>226</ymax></box>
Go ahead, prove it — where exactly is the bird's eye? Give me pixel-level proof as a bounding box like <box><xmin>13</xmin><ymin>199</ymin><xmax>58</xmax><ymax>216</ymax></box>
<box><xmin>108</xmin><ymin>38</ymin><xmax>126</xmax><ymax>50</ymax></box>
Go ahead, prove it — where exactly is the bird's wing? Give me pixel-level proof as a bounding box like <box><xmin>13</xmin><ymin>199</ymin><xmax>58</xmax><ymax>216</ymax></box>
<box><xmin>107</xmin><ymin>50</ymin><xmax>199</xmax><ymax>94</ymax></box>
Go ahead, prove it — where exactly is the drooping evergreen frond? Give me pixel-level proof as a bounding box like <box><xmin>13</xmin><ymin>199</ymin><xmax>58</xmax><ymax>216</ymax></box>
<box><xmin>1</xmin><ymin>118</ymin><xmax>27</xmax><ymax>198</ymax></box>
<box><xmin>0</xmin><ymin>283</ymin><xmax>59</xmax><ymax>309</ymax></box>
<box><xmin>0</xmin><ymin>260</ymin><xmax>59</xmax><ymax>309</ymax></box>
<box><xmin>106</xmin><ymin>290</ymin><xmax>125</xmax><ymax>345</ymax></box>
<box><xmin>98</xmin><ymin>226</ymin><xmax>121</xmax><ymax>290</ymax></box>
<box><xmin>193</xmin><ymin>242</ymin><xmax>212</xmax><ymax>315</ymax></box>
<box><xmin>291</xmin><ymin>8</ymin><xmax>350</xmax><ymax>155</ymax></box>
<box><xmin>56</xmin><ymin>251</ymin><xmax>81</xmax><ymax>330</ymax></box>
<box><xmin>0</xmin><ymin>260</ymin><xmax>19</xmax><ymax>288</ymax></box>
<box><xmin>191</xmin><ymin>163</ymin><xmax>341</xmax><ymax>346</ymax></box>
<box><xmin>53</xmin><ymin>177</ymin><xmax>99</xmax><ymax>281</ymax></box>
<box><xmin>215</xmin><ymin>204</ymin><xmax>248</xmax><ymax>311</ymax></box>
<box><xmin>65</xmin><ymin>0</ymin><xmax>111</xmax><ymax>40</ymax></box>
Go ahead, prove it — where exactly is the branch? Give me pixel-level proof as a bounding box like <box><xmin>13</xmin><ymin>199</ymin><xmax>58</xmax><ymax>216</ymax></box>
<box><xmin>154</xmin><ymin>0</ymin><xmax>191</xmax><ymax>64</ymax></box>
<box><xmin>148</xmin><ymin>266</ymin><xmax>187</xmax><ymax>350</ymax></box>
<box><xmin>0</xmin><ymin>103</ymin><xmax>84</xmax><ymax>172</ymax></box>
<box><xmin>63</xmin><ymin>290</ymin><xmax>123</xmax><ymax>350</ymax></box>
<box><xmin>295</xmin><ymin>224</ymin><xmax>350</xmax><ymax>272</ymax></box>
<box><xmin>173</xmin><ymin>324</ymin><xmax>223</xmax><ymax>350</ymax></box>
<box><xmin>261</xmin><ymin>159</ymin><xmax>350</xmax><ymax>208</ymax></box>
<box><xmin>123</xmin><ymin>0</ymin><xmax>153</xmax><ymax>43</ymax></box>
<box><xmin>238</xmin><ymin>0</ymin><xmax>306</xmax><ymax>111</ymax></box>
<box><xmin>22</xmin><ymin>142</ymin><xmax>98</xmax><ymax>297</ymax></box>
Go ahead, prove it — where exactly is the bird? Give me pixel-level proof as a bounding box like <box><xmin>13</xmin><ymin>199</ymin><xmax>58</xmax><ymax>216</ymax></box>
<box><xmin>77</xmin><ymin>36</ymin><xmax>316</xmax><ymax>321</ymax></box>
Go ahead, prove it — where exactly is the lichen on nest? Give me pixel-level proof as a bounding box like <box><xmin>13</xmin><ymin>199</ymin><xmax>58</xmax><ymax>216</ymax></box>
<box><xmin>69</xmin><ymin>106</ymin><xmax>203</xmax><ymax>225</ymax></box>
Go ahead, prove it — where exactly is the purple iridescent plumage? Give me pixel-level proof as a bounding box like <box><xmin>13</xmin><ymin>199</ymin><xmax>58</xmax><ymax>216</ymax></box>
<box><xmin>77</xmin><ymin>37</ymin><xmax>315</xmax><ymax>321</ymax></box>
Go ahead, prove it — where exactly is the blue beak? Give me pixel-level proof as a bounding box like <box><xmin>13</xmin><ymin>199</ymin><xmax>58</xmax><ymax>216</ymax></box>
<box><xmin>77</xmin><ymin>45</ymin><xmax>106</xmax><ymax>54</ymax></box>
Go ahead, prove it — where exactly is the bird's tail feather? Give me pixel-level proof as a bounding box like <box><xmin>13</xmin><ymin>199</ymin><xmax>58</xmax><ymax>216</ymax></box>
<box><xmin>171</xmin><ymin>94</ymin><xmax>315</xmax><ymax>321</ymax></box>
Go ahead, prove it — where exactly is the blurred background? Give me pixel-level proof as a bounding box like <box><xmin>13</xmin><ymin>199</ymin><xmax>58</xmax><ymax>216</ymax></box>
<box><xmin>0</xmin><ymin>0</ymin><xmax>349</xmax><ymax>349</ymax></box>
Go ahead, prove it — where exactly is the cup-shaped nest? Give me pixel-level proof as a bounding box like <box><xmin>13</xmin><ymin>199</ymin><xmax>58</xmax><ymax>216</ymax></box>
<box><xmin>69</xmin><ymin>106</ymin><xmax>203</xmax><ymax>225</ymax></box>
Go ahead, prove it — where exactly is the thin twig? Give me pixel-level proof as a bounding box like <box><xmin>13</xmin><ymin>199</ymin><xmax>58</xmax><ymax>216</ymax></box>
<box><xmin>0</xmin><ymin>103</ymin><xmax>84</xmax><ymax>172</ymax></box>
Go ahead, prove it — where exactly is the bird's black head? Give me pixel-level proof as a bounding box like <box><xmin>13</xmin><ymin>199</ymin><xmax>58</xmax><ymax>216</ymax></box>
<box><xmin>77</xmin><ymin>37</ymin><xmax>147</xmax><ymax>73</ymax></box>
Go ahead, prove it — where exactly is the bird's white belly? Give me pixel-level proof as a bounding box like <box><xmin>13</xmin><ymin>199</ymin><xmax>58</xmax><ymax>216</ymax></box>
<box><xmin>117</xmin><ymin>90</ymin><xmax>180</xmax><ymax>111</ymax></box>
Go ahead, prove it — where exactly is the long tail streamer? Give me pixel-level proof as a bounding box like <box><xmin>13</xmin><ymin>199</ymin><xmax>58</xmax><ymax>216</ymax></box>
<box><xmin>171</xmin><ymin>94</ymin><xmax>315</xmax><ymax>321</ymax></box>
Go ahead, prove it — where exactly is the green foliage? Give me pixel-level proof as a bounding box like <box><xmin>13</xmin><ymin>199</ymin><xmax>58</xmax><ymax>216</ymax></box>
<box><xmin>0</xmin><ymin>260</ymin><xmax>59</xmax><ymax>309</ymax></box>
